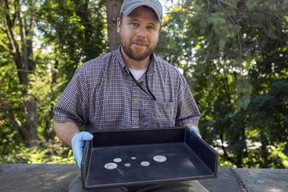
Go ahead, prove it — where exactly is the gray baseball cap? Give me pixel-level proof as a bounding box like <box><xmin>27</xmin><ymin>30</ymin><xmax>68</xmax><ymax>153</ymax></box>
<box><xmin>120</xmin><ymin>0</ymin><xmax>163</xmax><ymax>22</ymax></box>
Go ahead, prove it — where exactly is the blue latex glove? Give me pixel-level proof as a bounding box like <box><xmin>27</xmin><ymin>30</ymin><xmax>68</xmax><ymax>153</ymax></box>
<box><xmin>189</xmin><ymin>126</ymin><xmax>202</xmax><ymax>138</ymax></box>
<box><xmin>71</xmin><ymin>131</ymin><xmax>93</xmax><ymax>167</ymax></box>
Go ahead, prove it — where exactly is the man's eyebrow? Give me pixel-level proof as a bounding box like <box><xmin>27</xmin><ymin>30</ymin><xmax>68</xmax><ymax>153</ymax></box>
<box><xmin>127</xmin><ymin>17</ymin><xmax>157</xmax><ymax>24</ymax></box>
<box><xmin>126</xmin><ymin>16</ymin><xmax>139</xmax><ymax>21</ymax></box>
<box><xmin>148</xmin><ymin>22</ymin><xmax>157</xmax><ymax>26</ymax></box>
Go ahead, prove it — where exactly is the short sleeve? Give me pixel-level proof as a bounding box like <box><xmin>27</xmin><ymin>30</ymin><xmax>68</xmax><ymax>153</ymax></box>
<box><xmin>53</xmin><ymin>68</ymin><xmax>90</xmax><ymax>126</ymax></box>
<box><xmin>175</xmin><ymin>74</ymin><xmax>201</xmax><ymax>126</ymax></box>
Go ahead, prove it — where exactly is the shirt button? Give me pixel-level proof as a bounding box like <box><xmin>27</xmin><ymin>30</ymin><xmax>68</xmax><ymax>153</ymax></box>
<box><xmin>134</xmin><ymin>100</ymin><xmax>138</xmax><ymax>104</ymax></box>
<box><xmin>133</xmin><ymin>121</ymin><xmax>138</xmax><ymax>125</ymax></box>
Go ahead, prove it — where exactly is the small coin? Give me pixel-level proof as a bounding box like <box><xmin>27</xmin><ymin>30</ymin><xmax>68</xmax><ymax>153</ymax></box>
<box><xmin>113</xmin><ymin>158</ymin><xmax>122</xmax><ymax>163</ymax></box>
<box><xmin>104</xmin><ymin>163</ymin><xmax>117</xmax><ymax>170</ymax></box>
<box><xmin>141</xmin><ymin>161</ymin><xmax>150</xmax><ymax>166</ymax></box>
<box><xmin>124</xmin><ymin>163</ymin><xmax>131</xmax><ymax>167</ymax></box>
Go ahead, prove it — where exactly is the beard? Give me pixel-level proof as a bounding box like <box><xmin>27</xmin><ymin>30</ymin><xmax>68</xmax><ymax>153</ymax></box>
<box><xmin>120</xmin><ymin>36</ymin><xmax>158</xmax><ymax>61</ymax></box>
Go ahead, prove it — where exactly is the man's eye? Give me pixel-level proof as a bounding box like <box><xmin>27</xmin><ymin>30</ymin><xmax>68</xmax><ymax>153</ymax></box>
<box><xmin>147</xmin><ymin>26</ymin><xmax>155</xmax><ymax>30</ymax></box>
<box><xmin>130</xmin><ymin>22</ymin><xmax>139</xmax><ymax>27</ymax></box>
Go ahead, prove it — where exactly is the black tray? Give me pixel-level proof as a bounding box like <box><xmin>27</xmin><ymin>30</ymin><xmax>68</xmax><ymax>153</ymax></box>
<box><xmin>81</xmin><ymin>127</ymin><xmax>218</xmax><ymax>189</ymax></box>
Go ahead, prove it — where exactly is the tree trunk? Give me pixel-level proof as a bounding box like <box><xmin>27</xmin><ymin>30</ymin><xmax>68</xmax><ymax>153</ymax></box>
<box><xmin>23</xmin><ymin>99</ymin><xmax>38</xmax><ymax>146</ymax></box>
<box><xmin>105</xmin><ymin>0</ymin><xmax>123</xmax><ymax>51</ymax></box>
<box><xmin>260</xmin><ymin>132</ymin><xmax>268</xmax><ymax>168</ymax></box>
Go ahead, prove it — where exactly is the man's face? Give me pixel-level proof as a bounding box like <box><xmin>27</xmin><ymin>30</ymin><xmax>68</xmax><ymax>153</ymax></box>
<box><xmin>117</xmin><ymin>6</ymin><xmax>161</xmax><ymax>61</ymax></box>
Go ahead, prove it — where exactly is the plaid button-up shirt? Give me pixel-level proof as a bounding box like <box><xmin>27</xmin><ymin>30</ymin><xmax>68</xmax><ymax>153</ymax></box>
<box><xmin>54</xmin><ymin>48</ymin><xmax>200</xmax><ymax>131</ymax></box>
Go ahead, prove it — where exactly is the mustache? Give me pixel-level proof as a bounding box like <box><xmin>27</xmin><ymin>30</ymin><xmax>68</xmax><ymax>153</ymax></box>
<box><xmin>132</xmin><ymin>39</ymin><xmax>148</xmax><ymax>46</ymax></box>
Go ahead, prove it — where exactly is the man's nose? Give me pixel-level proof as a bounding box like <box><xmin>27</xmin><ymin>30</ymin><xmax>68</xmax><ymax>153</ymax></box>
<box><xmin>136</xmin><ymin>26</ymin><xmax>146</xmax><ymax>37</ymax></box>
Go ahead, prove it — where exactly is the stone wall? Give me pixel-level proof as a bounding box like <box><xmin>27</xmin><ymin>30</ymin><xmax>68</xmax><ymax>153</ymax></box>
<box><xmin>0</xmin><ymin>164</ymin><xmax>287</xmax><ymax>192</ymax></box>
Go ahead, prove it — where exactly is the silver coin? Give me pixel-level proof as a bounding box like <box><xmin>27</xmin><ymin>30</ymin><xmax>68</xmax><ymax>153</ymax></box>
<box><xmin>131</xmin><ymin>157</ymin><xmax>136</xmax><ymax>160</ymax></box>
<box><xmin>141</xmin><ymin>161</ymin><xmax>150</xmax><ymax>166</ymax></box>
<box><xmin>113</xmin><ymin>158</ymin><xmax>122</xmax><ymax>163</ymax></box>
<box><xmin>153</xmin><ymin>155</ymin><xmax>167</xmax><ymax>163</ymax></box>
<box><xmin>104</xmin><ymin>163</ymin><xmax>117</xmax><ymax>170</ymax></box>
<box><xmin>124</xmin><ymin>163</ymin><xmax>131</xmax><ymax>167</ymax></box>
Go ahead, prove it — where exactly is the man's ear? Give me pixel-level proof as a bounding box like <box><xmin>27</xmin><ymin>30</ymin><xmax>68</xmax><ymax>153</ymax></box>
<box><xmin>117</xmin><ymin>17</ymin><xmax>121</xmax><ymax>33</ymax></box>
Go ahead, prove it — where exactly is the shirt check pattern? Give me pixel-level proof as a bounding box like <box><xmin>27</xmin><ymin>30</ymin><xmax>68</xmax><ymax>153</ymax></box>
<box><xmin>53</xmin><ymin>48</ymin><xmax>200</xmax><ymax>131</ymax></box>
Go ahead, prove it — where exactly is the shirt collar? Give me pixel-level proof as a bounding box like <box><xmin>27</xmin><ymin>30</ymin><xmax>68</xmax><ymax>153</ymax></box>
<box><xmin>115</xmin><ymin>47</ymin><xmax>129</xmax><ymax>75</ymax></box>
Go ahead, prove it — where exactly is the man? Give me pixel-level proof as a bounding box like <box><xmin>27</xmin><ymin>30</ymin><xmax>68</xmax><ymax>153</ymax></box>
<box><xmin>54</xmin><ymin>0</ymin><xmax>208</xmax><ymax>191</ymax></box>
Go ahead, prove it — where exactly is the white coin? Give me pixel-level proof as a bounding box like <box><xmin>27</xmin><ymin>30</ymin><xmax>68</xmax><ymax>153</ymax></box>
<box><xmin>141</xmin><ymin>161</ymin><xmax>150</xmax><ymax>166</ymax></box>
<box><xmin>113</xmin><ymin>158</ymin><xmax>122</xmax><ymax>163</ymax></box>
<box><xmin>104</xmin><ymin>163</ymin><xmax>117</xmax><ymax>170</ymax></box>
<box><xmin>124</xmin><ymin>163</ymin><xmax>131</xmax><ymax>167</ymax></box>
<box><xmin>153</xmin><ymin>155</ymin><xmax>167</xmax><ymax>163</ymax></box>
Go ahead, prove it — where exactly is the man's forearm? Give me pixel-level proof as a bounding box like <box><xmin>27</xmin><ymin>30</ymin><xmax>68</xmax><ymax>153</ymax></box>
<box><xmin>53</xmin><ymin>120</ymin><xmax>80</xmax><ymax>146</ymax></box>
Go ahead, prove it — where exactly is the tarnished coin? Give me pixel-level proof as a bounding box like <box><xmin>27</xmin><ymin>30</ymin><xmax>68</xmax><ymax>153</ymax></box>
<box><xmin>104</xmin><ymin>163</ymin><xmax>117</xmax><ymax>170</ymax></box>
<box><xmin>153</xmin><ymin>155</ymin><xmax>167</xmax><ymax>163</ymax></box>
<box><xmin>113</xmin><ymin>158</ymin><xmax>122</xmax><ymax>163</ymax></box>
<box><xmin>141</xmin><ymin>161</ymin><xmax>150</xmax><ymax>166</ymax></box>
<box><xmin>124</xmin><ymin>163</ymin><xmax>131</xmax><ymax>167</ymax></box>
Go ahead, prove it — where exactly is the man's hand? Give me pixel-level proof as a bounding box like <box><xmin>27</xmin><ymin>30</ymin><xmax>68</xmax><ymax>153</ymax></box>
<box><xmin>71</xmin><ymin>131</ymin><xmax>94</xmax><ymax>167</ymax></box>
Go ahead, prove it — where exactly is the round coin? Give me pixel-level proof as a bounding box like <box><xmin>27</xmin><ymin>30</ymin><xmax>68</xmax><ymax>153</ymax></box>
<box><xmin>104</xmin><ymin>163</ymin><xmax>117</xmax><ymax>170</ymax></box>
<box><xmin>124</xmin><ymin>163</ymin><xmax>131</xmax><ymax>167</ymax></box>
<box><xmin>113</xmin><ymin>158</ymin><xmax>122</xmax><ymax>163</ymax></box>
<box><xmin>141</xmin><ymin>161</ymin><xmax>150</xmax><ymax>166</ymax></box>
<box><xmin>153</xmin><ymin>155</ymin><xmax>167</xmax><ymax>163</ymax></box>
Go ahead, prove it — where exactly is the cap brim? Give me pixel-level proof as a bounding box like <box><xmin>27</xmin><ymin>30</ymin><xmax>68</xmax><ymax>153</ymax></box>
<box><xmin>122</xmin><ymin>3</ymin><xmax>162</xmax><ymax>21</ymax></box>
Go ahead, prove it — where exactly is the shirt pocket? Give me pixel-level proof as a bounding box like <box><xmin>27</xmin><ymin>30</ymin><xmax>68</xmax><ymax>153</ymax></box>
<box><xmin>155</xmin><ymin>101</ymin><xmax>177</xmax><ymax>127</ymax></box>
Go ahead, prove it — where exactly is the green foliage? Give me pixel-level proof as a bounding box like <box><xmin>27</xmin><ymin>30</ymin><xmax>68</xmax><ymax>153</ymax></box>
<box><xmin>38</xmin><ymin>0</ymin><xmax>108</xmax><ymax>86</ymax></box>
<box><xmin>0</xmin><ymin>0</ymin><xmax>107</xmax><ymax>163</ymax></box>
<box><xmin>0</xmin><ymin>42</ymin><xmax>23</xmax><ymax>157</ymax></box>
<box><xmin>159</xmin><ymin>0</ymin><xmax>288</xmax><ymax>168</ymax></box>
<box><xmin>0</xmin><ymin>141</ymin><xmax>74</xmax><ymax>164</ymax></box>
